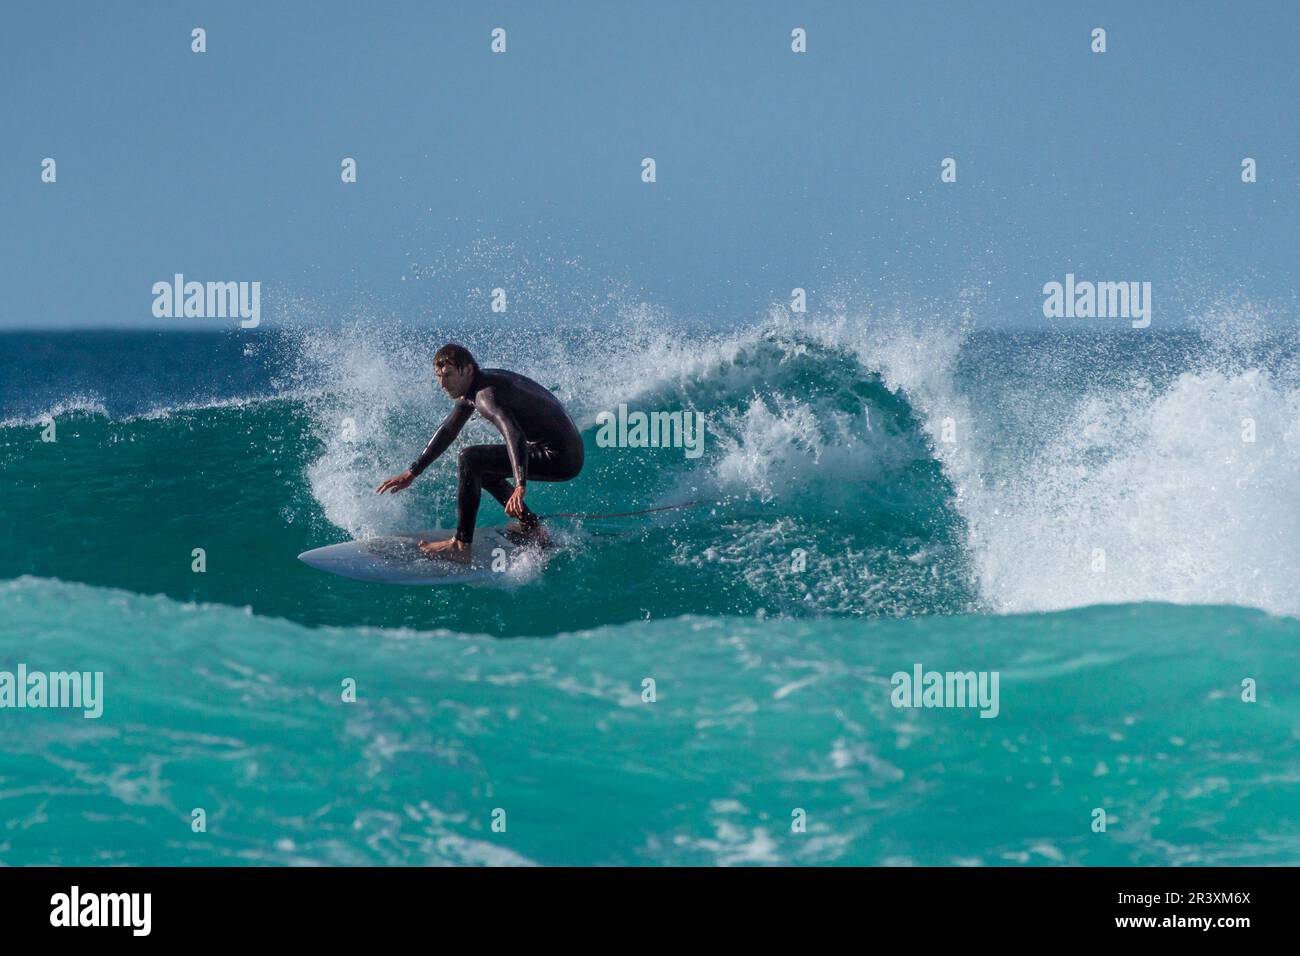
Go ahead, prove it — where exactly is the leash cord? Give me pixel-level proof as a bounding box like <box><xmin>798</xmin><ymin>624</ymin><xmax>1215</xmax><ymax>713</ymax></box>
<box><xmin>541</xmin><ymin>500</ymin><xmax>705</xmax><ymax>520</ymax></box>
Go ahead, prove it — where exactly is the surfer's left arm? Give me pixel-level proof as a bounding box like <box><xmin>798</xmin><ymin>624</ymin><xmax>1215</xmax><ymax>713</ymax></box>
<box><xmin>476</xmin><ymin>387</ymin><xmax>530</xmax><ymax>517</ymax></box>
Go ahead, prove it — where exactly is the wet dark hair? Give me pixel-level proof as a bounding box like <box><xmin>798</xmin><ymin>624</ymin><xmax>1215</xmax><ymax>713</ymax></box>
<box><xmin>434</xmin><ymin>343</ymin><xmax>476</xmax><ymax>371</ymax></box>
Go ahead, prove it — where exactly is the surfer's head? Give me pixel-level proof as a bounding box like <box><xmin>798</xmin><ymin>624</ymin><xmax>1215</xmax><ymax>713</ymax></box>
<box><xmin>434</xmin><ymin>343</ymin><xmax>477</xmax><ymax>398</ymax></box>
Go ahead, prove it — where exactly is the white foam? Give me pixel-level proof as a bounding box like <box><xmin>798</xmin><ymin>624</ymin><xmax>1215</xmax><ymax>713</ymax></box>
<box><xmin>968</xmin><ymin>366</ymin><xmax>1300</xmax><ymax>616</ymax></box>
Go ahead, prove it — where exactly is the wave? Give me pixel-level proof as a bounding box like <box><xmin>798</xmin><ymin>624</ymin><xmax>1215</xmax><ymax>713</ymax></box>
<box><xmin>282</xmin><ymin>303</ymin><xmax>1299</xmax><ymax>619</ymax></box>
<box><xmin>2</xmin><ymin>304</ymin><xmax>1297</xmax><ymax>624</ymax></box>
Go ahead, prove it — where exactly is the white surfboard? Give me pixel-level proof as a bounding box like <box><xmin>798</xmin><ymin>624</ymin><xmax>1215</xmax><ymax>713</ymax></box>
<box><xmin>297</xmin><ymin>526</ymin><xmax>548</xmax><ymax>585</ymax></box>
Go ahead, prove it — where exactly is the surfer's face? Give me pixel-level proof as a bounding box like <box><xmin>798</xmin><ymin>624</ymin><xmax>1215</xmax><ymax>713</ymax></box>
<box><xmin>435</xmin><ymin>358</ymin><xmax>474</xmax><ymax>398</ymax></box>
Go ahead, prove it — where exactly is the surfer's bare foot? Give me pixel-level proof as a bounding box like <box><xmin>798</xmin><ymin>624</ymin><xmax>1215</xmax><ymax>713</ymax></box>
<box><xmin>418</xmin><ymin>537</ymin><xmax>472</xmax><ymax>562</ymax></box>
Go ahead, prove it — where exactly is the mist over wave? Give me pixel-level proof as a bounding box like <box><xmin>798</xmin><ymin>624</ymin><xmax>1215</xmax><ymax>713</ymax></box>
<box><xmin>946</xmin><ymin>311</ymin><xmax>1300</xmax><ymax>618</ymax></box>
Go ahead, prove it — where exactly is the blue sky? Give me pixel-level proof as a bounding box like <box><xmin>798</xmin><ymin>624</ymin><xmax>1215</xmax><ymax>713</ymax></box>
<box><xmin>2</xmin><ymin>0</ymin><xmax>1296</xmax><ymax>330</ymax></box>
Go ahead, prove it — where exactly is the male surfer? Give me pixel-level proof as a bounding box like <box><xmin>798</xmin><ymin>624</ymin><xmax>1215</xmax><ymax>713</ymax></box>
<box><xmin>375</xmin><ymin>344</ymin><xmax>584</xmax><ymax>562</ymax></box>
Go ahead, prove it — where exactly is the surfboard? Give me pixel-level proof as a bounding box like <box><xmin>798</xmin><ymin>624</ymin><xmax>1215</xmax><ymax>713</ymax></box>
<box><xmin>297</xmin><ymin>526</ymin><xmax>550</xmax><ymax>585</ymax></box>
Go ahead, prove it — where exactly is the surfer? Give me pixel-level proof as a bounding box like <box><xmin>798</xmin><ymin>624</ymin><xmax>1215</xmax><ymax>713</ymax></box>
<box><xmin>375</xmin><ymin>344</ymin><xmax>584</xmax><ymax>561</ymax></box>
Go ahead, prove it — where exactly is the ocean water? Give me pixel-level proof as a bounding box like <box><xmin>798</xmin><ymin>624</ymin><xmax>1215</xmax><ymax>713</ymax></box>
<box><xmin>2</xmin><ymin>312</ymin><xmax>1298</xmax><ymax>865</ymax></box>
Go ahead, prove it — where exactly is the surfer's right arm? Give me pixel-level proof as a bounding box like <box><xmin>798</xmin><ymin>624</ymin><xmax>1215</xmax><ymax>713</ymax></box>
<box><xmin>408</xmin><ymin>401</ymin><xmax>475</xmax><ymax>476</ymax></box>
<box><xmin>376</xmin><ymin>401</ymin><xmax>474</xmax><ymax>494</ymax></box>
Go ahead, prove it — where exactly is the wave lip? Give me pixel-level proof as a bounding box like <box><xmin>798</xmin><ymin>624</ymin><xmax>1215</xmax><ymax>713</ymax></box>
<box><xmin>0</xmin><ymin>395</ymin><xmax>110</xmax><ymax>429</ymax></box>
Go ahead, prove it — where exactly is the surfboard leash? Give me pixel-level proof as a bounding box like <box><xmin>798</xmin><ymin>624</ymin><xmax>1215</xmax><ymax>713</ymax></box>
<box><xmin>541</xmin><ymin>499</ymin><xmax>706</xmax><ymax>520</ymax></box>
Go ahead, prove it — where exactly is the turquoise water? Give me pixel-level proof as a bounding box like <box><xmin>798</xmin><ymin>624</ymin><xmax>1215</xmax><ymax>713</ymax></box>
<box><xmin>3</xmin><ymin>578</ymin><xmax>1297</xmax><ymax>866</ymax></box>
<box><xmin>1</xmin><ymin>318</ymin><xmax>1298</xmax><ymax>864</ymax></box>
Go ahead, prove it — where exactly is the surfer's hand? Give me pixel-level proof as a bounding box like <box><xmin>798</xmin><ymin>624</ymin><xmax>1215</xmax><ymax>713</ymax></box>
<box><xmin>505</xmin><ymin>484</ymin><xmax>527</xmax><ymax>517</ymax></box>
<box><xmin>376</xmin><ymin>470</ymin><xmax>415</xmax><ymax>494</ymax></box>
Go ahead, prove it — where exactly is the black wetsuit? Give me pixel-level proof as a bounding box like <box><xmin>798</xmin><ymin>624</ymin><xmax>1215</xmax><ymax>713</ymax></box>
<box><xmin>408</xmin><ymin>368</ymin><xmax>584</xmax><ymax>543</ymax></box>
